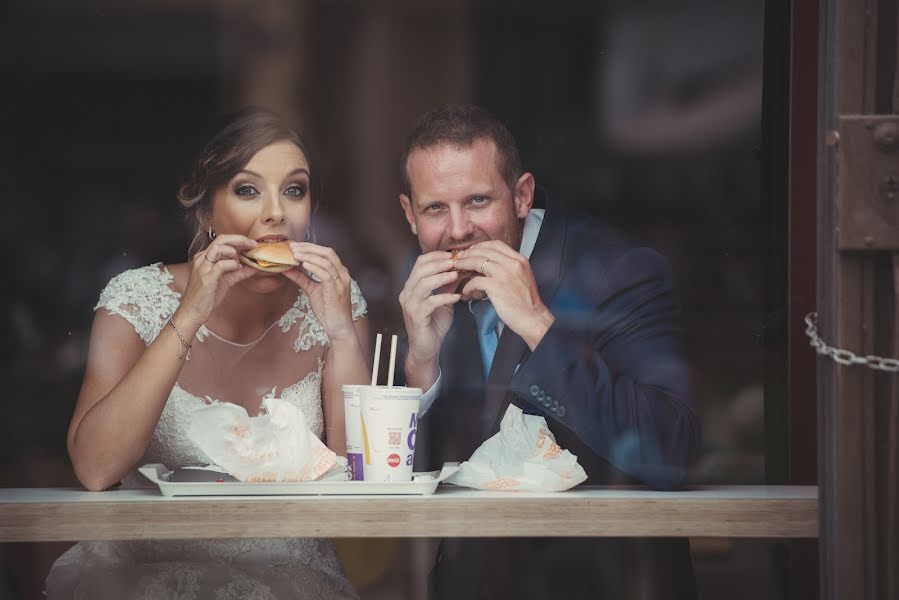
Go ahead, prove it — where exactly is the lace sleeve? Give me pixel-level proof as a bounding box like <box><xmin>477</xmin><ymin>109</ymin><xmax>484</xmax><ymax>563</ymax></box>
<box><xmin>94</xmin><ymin>264</ymin><xmax>180</xmax><ymax>345</ymax></box>
<box><xmin>350</xmin><ymin>278</ymin><xmax>367</xmax><ymax>321</ymax></box>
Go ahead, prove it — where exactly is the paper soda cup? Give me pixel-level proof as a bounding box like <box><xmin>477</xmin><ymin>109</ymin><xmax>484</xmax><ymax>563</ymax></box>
<box><xmin>343</xmin><ymin>385</ymin><xmax>366</xmax><ymax>481</ymax></box>
<box><xmin>359</xmin><ymin>386</ymin><xmax>422</xmax><ymax>482</ymax></box>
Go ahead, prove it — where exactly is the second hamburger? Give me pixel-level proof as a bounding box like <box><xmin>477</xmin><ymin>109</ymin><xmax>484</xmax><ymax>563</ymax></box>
<box><xmin>450</xmin><ymin>249</ymin><xmax>478</xmax><ymax>288</ymax></box>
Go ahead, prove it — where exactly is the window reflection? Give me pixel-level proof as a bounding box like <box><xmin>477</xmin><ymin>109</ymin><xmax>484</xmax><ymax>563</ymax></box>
<box><xmin>0</xmin><ymin>0</ymin><xmax>792</xmax><ymax>598</ymax></box>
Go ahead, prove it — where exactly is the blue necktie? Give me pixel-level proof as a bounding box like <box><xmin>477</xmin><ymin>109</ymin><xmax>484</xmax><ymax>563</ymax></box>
<box><xmin>470</xmin><ymin>300</ymin><xmax>500</xmax><ymax>380</ymax></box>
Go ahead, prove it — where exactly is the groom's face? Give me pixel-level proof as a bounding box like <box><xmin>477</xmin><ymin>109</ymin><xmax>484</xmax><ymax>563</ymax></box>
<box><xmin>399</xmin><ymin>138</ymin><xmax>532</xmax><ymax>254</ymax></box>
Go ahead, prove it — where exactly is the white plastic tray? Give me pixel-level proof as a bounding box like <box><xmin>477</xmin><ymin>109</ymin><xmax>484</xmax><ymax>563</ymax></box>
<box><xmin>138</xmin><ymin>463</ymin><xmax>459</xmax><ymax>497</ymax></box>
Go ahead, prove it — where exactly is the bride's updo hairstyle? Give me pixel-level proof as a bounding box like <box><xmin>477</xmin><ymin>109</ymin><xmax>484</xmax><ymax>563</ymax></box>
<box><xmin>177</xmin><ymin>107</ymin><xmax>319</xmax><ymax>260</ymax></box>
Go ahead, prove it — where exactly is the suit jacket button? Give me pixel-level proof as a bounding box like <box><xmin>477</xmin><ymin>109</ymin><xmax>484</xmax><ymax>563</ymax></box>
<box><xmin>543</xmin><ymin>395</ymin><xmax>553</xmax><ymax>407</ymax></box>
<box><xmin>537</xmin><ymin>390</ymin><xmax>546</xmax><ymax>400</ymax></box>
<box><xmin>529</xmin><ymin>385</ymin><xmax>540</xmax><ymax>396</ymax></box>
<box><xmin>557</xmin><ymin>405</ymin><xmax>567</xmax><ymax>417</ymax></box>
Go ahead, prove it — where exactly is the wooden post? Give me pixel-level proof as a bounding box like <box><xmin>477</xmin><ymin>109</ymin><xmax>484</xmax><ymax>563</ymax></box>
<box><xmin>818</xmin><ymin>0</ymin><xmax>899</xmax><ymax>598</ymax></box>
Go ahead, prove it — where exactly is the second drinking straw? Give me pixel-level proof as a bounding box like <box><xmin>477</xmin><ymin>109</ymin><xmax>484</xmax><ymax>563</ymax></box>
<box><xmin>387</xmin><ymin>334</ymin><xmax>398</xmax><ymax>387</ymax></box>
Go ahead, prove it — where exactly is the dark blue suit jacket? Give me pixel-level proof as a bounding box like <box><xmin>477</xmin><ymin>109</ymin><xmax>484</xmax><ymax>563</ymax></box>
<box><xmin>414</xmin><ymin>189</ymin><xmax>700</xmax><ymax>490</ymax></box>
<box><xmin>405</xmin><ymin>189</ymin><xmax>701</xmax><ymax>599</ymax></box>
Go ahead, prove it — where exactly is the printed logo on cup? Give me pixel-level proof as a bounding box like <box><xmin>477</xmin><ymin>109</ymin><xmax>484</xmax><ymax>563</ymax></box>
<box><xmin>342</xmin><ymin>385</ymin><xmax>365</xmax><ymax>481</ymax></box>
<box><xmin>359</xmin><ymin>386</ymin><xmax>422</xmax><ymax>482</ymax></box>
<box><xmin>406</xmin><ymin>412</ymin><xmax>416</xmax><ymax>465</ymax></box>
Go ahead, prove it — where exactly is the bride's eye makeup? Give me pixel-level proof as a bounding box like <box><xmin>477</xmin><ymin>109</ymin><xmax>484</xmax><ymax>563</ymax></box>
<box><xmin>234</xmin><ymin>183</ymin><xmax>260</xmax><ymax>198</ymax></box>
<box><xmin>283</xmin><ymin>182</ymin><xmax>308</xmax><ymax>198</ymax></box>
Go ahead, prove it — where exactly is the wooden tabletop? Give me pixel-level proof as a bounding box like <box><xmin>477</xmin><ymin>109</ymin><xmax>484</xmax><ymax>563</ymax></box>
<box><xmin>0</xmin><ymin>485</ymin><xmax>818</xmax><ymax>542</ymax></box>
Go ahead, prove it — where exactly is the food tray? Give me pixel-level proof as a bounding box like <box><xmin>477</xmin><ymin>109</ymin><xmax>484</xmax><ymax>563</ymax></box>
<box><xmin>138</xmin><ymin>463</ymin><xmax>459</xmax><ymax>497</ymax></box>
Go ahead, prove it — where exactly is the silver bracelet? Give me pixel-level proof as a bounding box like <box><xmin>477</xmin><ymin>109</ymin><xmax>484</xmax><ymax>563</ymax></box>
<box><xmin>169</xmin><ymin>316</ymin><xmax>192</xmax><ymax>360</ymax></box>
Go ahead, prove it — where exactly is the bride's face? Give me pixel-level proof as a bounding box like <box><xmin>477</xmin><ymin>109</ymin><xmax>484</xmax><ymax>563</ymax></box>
<box><xmin>210</xmin><ymin>140</ymin><xmax>313</xmax><ymax>252</ymax></box>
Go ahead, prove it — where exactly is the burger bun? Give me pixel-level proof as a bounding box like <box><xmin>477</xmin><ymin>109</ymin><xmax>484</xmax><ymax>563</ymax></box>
<box><xmin>240</xmin><ymin>240</ymin><xmax>299</xmax><ymax>273</ymax></box>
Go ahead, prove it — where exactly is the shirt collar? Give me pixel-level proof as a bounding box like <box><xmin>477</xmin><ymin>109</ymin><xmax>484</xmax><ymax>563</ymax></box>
<box><xmin>519</xmin><ymin>208</ymin><xmax>545</xmax><ymax>259</ymax></box>
<box><xmin>468</xmin><ymin>208</ymin><xmax>546</xmax><ymax>327</ymax></box>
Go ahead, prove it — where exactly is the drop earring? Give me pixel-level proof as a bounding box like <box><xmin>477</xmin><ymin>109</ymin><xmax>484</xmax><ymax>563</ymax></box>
<box><xmin>207</xmin><ymin>226</ymin><xmax>216</xmax><ymax>240</ymax></box>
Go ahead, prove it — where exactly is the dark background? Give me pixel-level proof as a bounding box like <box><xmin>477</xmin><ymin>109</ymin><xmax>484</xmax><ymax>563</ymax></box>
<box><xmin>0</xmin><ymin>0</ymin><xmax>789</xmax><ymax>598</ymax></box>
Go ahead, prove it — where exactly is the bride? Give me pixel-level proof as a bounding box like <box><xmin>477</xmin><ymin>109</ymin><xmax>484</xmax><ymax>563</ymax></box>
<box><xmin>45</xmin><ymin>108</ymin><xmax>368</xmax><ymax>599</ymax></box>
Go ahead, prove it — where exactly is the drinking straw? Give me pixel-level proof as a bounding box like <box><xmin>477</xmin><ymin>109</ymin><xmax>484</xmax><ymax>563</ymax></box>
<box><xmin>387</xmin><ymin>334</ymin><xmax>398</xmax><ymax>387</ymax></box>
<box><xmin>371</xmin><ymin>333</ymin><xmax>383</xmax><ymax>386</ymax></box>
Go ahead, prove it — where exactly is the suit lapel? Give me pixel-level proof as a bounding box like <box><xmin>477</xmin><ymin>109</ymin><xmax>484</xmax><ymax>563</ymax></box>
<box><xmin>481</xmin><ymin>189</ymin><xmax>568</xmax><ymax>438</ymax></box>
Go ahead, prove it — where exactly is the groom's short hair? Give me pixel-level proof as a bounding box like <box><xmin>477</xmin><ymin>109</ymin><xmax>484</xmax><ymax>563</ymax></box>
<box><xmin>400</xmin><ymin>104</ymin><xmax>523</xmax><ymax>196</ymax></box>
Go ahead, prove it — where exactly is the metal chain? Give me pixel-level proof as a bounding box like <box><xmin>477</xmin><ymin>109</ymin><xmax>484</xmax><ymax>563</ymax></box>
<box><xmin>804</xmin><ymin>312</ymin><xmax>899</xmax><ymax>372</ymax></box>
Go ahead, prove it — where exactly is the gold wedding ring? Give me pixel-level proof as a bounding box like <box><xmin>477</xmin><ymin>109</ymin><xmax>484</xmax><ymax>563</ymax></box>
<box><xmin>479</xmin><ymin>258</ymin><xmax>490</xmax><ymax>273</ymax></box>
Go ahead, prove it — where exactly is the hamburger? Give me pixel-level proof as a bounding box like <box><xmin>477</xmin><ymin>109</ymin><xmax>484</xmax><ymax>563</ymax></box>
<box><xmin>240</xmin><ymin>240</ymin><xmax>300</xmax><ymax>273</ymax></box>
<box><xmin>450</xmin><ymin>249</ymin><xmax>477</xmax><ymax>287</ymax></box>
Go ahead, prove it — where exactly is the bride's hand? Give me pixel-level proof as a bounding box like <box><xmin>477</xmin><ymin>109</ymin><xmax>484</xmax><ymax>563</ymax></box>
<box><xmin>284</xmin><ymin>242</ymin><xmax>356</xmax><ymax>342</ymax></box>
<box><xmin>178</xmin><ymin>235</ymin><xmax>258</xmax><ymax>327</ymax></box>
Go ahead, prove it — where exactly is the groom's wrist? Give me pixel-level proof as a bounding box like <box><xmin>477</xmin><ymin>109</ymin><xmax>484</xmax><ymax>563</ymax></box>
<box><xmin>405</xmin><ymin>353</ymin><xmax>439</xmax><ymax>391</ymax></box>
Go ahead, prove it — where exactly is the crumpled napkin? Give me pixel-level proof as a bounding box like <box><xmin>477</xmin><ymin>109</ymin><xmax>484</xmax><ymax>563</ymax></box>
<box><xmin>188</xmin><ymin>396</ymin><xmax>348</xmax><ymax>482</ymax></box>
<box><xmin>446</xmin><ymin>404</ymin><xmax>588</xmax><ymax>492</ymax></box>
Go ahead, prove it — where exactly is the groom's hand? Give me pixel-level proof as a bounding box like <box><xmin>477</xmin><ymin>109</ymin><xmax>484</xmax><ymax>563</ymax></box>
<box><xmin>453</xmin><ymin>241</ymin><xmax>555</xmax><ymax>351</ymax></box>
<box><xmin>399</xmin><ymin>251</ymin><xmax>461</xmax><ymax>390</ymax></box>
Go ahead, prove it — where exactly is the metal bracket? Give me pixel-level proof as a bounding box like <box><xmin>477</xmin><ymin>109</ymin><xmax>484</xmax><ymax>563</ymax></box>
<box><xmin>836</xmin><ymin>115</ymin><xmax>899</xmax><ymax>250</ymax></box>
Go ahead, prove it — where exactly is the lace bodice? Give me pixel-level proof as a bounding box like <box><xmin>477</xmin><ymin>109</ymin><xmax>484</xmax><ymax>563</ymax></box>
<box><xmin>94</xmin><ymin>263</ymin><xmax>367</xmax><ymax>487</ymax></box>
<box><xmin>45</xmin><ymin>263</ymin><xmax>365</xmax><ymax>599</ymax></box>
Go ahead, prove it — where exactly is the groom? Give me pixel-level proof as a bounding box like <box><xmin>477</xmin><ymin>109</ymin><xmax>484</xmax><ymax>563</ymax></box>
<box><xmin>397</xmin><ymin>104</ymin><xmax>701</xmax><ymax>599</ymax></box>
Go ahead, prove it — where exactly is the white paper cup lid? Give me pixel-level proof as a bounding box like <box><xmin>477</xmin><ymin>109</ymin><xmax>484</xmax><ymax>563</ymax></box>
<box><xmin>360</xmin><ymin>386</ymin><xmax>423</xmax><ymax>397</ymax></box>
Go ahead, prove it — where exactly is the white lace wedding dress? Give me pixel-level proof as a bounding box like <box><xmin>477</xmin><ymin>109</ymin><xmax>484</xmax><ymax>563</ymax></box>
<box><xmin>45</xmin><ymin>264</ymin><xmax>366</xmax><ymax>600</ymax></box>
